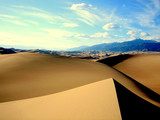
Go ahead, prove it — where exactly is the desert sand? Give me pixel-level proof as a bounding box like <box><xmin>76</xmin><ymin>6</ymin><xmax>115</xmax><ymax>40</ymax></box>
<box><xmin>0</xmin><ymin>52</ymin><xmax>159</xmax><ymax>119</ymax></box>
<box><xmin>113</xmin><ymin>54</ymin><xmax>160</xmax><ymax>94</ymax></box>
<box><xmin>0</xmin><ymin>78</ymin><xmax>121</xmax><ymax>120</ymax></box>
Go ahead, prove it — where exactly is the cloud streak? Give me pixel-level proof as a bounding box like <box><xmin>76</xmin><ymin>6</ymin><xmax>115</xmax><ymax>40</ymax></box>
<box><xmin>90</xmin><ymin>32</ymin><xmax>111</xmax><ymax>38</ymax></box>
<box><xmin>0</xmin><ymin>14</ymin><xmax>16</xmax><ymax>18</ymax></box>
<box><xmin>68</xmin><ymin>32</ymin><xmax>120</xmax><ymax>40</ymax></box>
<box><xmin>11</xmin><ymin>5</ymin><xmax>46</xmax><ymax>12</ymax></box>
<box><xmin>9</xmin><ymin>20</ymin><xmax>28</xmax><ymax>26</ymax></box>
<box><xmin>3</xmin><ymin>5</ymin><xmax>69</xmax><ymax>24</ymax></box>
<box><xmin>140</xmin><ymin>32</ymin><xmax>150</xmax><ymax>37</ymax></box>
<box><xmin>103</xmin><ymin>23</ymin><xmax>120</xmax><ymax>31</ymax></box>
<box><xmin>70</xmin><ymin>3</ymin><xmax>102</xmax><ymax>26</ymax></box>
<box><xmin>26</xmin><ymin>20</ymin><xmax>39</xmax><ymax>25</ymax></box>
<box><xmin>70</xmin><ymin>3</ymin><xmax>95</xmax><ymax>10</ymax></box>
<box><xmin>62</xmin><ymin>23</ymin><xmax>79</xmax><ymax>27</ymax></box>
<box><xmin>127</xmin><ymin>30</ymin><xmax>139</xmax><ymax>39</ymax></box>
<box><xmin>135</xmin><ymin>0</ymin><xmax>160</xmax><ymax>28</ymax></box>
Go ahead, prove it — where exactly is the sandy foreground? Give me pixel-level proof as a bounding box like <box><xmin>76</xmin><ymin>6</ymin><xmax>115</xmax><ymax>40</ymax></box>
<box><xmin>0</xmin><ymin>53</ymin><xmax>159</xmax><ymax>119</ymax></box>
<box><xmin>0</xmin><ymin>78</ymin><xmax>121</xmax><ymax>120</ymax></box>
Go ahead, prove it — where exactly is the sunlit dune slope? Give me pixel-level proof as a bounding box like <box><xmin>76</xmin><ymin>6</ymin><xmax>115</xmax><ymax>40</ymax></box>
<box><xmin>0</xmin><ymin>53</ymin><xmax>159</xmax><ymax>107</ymax></box>
<box><xmin>112</xmin><ymin>54</ymin><xmax>160</xmax><ymax>94</ymax></box>
<box><xmin>0</xmin><ymin>78</ymin><xmax>122</xmax><ymax>120</ymax></box>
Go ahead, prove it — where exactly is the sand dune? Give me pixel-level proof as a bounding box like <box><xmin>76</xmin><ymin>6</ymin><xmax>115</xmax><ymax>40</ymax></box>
<box><xmin>113</xmin><ymin>54</ymin><xmax>160</xmax><ymax>94</ymax></box>
<box><xmin>0</xmin><ymin>52</ymin><xmax>159</xmax><ymax>119</ymax></box>
<box><xmin>0</xmin><ymin>78</ymin><xmax>122</xmax><ymax>120</ymax></box>
<box><xmin>0</xmin><ymin>53</ymin><xmax>159</xmax><ymax>107</ymax></box>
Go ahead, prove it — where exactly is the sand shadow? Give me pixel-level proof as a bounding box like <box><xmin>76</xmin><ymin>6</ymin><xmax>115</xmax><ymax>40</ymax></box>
<box><xmin>97</xmin><ymin>54</ymin><xmax>133</xmax><ymax>67</ymax></box>
<box><xmin>98</xmin><ymin>54</ymin><xmax>160</xmax><ymax>103</ymax></box>
<box><xmin>114</xmin><ymin>80</ymin><xmax>160</xmax><ymax>120</ymax></box>
<box><xmin>115</xmin><ymin>69</ymin><xmax>160</xmax><ymax>103</ymax></box>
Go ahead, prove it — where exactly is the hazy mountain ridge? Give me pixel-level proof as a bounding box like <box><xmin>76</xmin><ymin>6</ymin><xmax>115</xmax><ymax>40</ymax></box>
<box><xmin>68</xmin><ymin>39</ymin><xmax>160</xmax><ymax>52</ymax></box>
<box><xmin>1</xmin><ymin>39</ymin><xmax>160</xmax><ymax>60</ymax></box>
<box><xmin>0</xmin><ymin>47</ymin><xmax>16</xmax><ymax>54</ymax></box>
<box><xmin>67</xmin><ymin>46</ymin><xmax>88</xmax><ymax>51</ymax></box>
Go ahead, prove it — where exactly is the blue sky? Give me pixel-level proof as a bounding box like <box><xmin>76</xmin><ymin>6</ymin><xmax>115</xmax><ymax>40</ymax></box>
<box><xmin>0</xmin><ymin>0</ymin><xmax>160</xmax><ymax>50</ymax></box>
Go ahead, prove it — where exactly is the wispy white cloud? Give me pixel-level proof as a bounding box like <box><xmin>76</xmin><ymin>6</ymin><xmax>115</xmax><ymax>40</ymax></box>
<box><xmin>3</xmin><ymin>5</ymin><xmax>68</xmax><ymax>24</ymax></box>
<box><xmin>10</xmin><ymin>20</ymin><xmax>28</xmax><ymax>26</ymax></box>
<box><xmin>90</xmin><ymin>32</ymin><xmax>110</xmax><ymax>38</ymax></box>
<box><xmin>77</xmin><ymin>18</ymin><xmax>94</xmax><ymax>26</ymax></box>
<box><xmin>91</xmin><ymin>32</ymin><xmax>120</xmax><ymax>39</ymax></box>
<box><xmin>143</xmin><ymin>36</ymin><xmax>160</xmax><ymax>40</ymax></box>
<box><xmin>139</xmin><ymin>31</ymin><xmax>160</xmax><ymax>40</ymax></box>
<box><xmin>23</xmin><ymin>12</ymin><xmax>66</xmax><ymax>22</ymax></box>
<box><xmin>70</xmin><ymin>3</ymin><xmax>102</xmax><ymax>26</ymax></box>
<box><xmin>62</xmin><ymin>23</ymin><xmax>79</xmax><ymax>27</ymax></box>
<box><xmin>135</xmin><ymin>0</ymin><xmax>160</xmax><ymax>28</ymax></box>
<box><xmin>70</xmin><ymin>3</ymin><xmax>96</xmax><ymax>10</ymax></box>
<box><xmin>48</xmin><ymin>21</ymin><xmax>55</xmax><ymax>24</ymax></box>
<box><xmin>101</xmin><ymin>8</ymin><xmax>133</xmax><ymax>29</ymax></box>
<box><xmin>41</xmin><ymin>28</ymin><xmax>75</xmax><ymax>38</ymax></box>
<box><xmin>0</xmin><ymin>13</ymin><xmax>39</xmax><ymax>26</ymax></box>
<box><xmin>25</xmin><ymin>20</ymin><xmax>39</xmax><ymax>25</ymax></box>
<box><xmin>4</xmin><ymin>19</ymin><xmax>28</xmax><ymax>26</ymax></box>
<box><xmin>140</xmin><ymin>32</ymin><xmax>150</xmax><ymax>37</ymax></box>
<box><xmin>11</xmin><ymin>5</ymin><xmax>46</xmax><ymax>12</ymax></box>
<box><xmin>127</xmin><ymin>30</ymin><xmax>152</xmax><ymax>40</ymax></box>
<box><xmin>103</xmin><ymin>23</ymin><xmax>120</xmax><ymax>31</ymax></box>
<box><xmin>76</xmin><ymin>10</ymin><xmax>101</xmax><ymax>26</ymax></box>
<box><xmin>0</xmin><ymin>14</ymin><xmax>16</xmax><ymax>18</ymax></box>
<box><xmin>74</xmin><ymin>34</ymin><xmax>90</xmax><ymax>39</ymax></box>
<box><xmin>71</xmin><ymin>32</ymin><xmax>119</xmax><ymax>40</ymax></box>
<box><xmin>0</xmin><ymin>13</ymin><xmax>29</xmax><ymax>26</ymax></box>
<box><xmin>127</xmin><ymin>30</ymin><xmax>139</xmax><ymax>39</ymax></box>
<box><xmin>70</xmin><ymin>3</ymin><xmax>133</xmax><ymax>28</ymax></box>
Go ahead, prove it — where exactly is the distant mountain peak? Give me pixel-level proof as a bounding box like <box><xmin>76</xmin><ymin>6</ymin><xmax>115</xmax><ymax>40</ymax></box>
<box><xmin>68</xmin><ymin>39</ymin><xmax>160</xmax><ymax>52</ymax></box>
<box><xmin>132</xmin><ymin>38</ymin><xmax>157</xmax><ymax>42</ymax></box>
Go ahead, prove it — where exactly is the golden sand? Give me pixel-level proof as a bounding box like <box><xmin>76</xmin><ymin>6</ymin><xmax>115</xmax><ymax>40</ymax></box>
<box><xmin>0</xmin><ymin>53</ymin><xmax>159</xmax><ymax>119</ymax></box>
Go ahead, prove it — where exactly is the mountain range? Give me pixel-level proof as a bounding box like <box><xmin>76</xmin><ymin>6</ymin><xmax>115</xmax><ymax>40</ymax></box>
<box><xmin>0</xmin><ymin>47</ymin><xmax>16</xmax><ymax>54</ymax></box>
<box><xmin>68</xmin><ymin>39</ymin><xmax>160</xmax><ymax>52</ymax></box>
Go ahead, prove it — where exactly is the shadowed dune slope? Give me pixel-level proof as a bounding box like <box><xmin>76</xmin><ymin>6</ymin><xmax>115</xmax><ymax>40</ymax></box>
<box><xmin>112</xmin><ymin>54</ymin><xmax>160</xmax><ymax>94</ymax></box>
<box><xmin>114</xmin><ymin>80</ymin><xmax>160</xmax><ymax>120</ymax></box>
<box><xmin>0</xmin><ymin>53</ymin><xmax>159</xmax><ymax>107</ymax></box>
<box><xmin>0</xmin><ymin>79</ymin><xmax>122</xmax><ymax>120</ymax></box>
<box><xmin>97</xmin><ymin>54</ymin><xmax>133</xmax><ymax>67</ymax></box>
